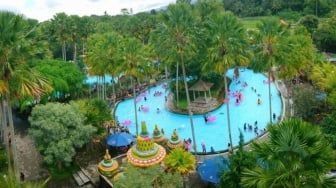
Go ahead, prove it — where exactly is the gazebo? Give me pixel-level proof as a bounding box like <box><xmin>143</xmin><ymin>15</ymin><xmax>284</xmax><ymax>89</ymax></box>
<box><xmin>189</xmin><ymin>80</ymin><xmax>213</xmax><ymax>104</ymax></box>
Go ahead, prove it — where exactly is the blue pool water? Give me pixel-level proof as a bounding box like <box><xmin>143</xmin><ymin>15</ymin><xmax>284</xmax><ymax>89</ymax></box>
<box><xmin>115</xmin><ymin>68</ymin><xmax>282</xmax><ymax>152</ymax></box>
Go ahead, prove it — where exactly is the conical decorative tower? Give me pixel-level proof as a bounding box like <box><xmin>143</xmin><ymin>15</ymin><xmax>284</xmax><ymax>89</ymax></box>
<box><xmin>98</xmin><ymin>149</ymin><xmax>119</xmax><ymax>177</ymax></box>
<box><xmin>152</xmin><ymin>124</ymin><xmax>165</xmax><ymax>144</ymax></box>
<box><xmin>126</xmin><ymin>121</ymin><xmax>166</xmax><ymax>167</ymax></box>
<box><xmin>167</xmin><ymin>129</ymin><xmax>184</xmax><ymax>150</ymax></box>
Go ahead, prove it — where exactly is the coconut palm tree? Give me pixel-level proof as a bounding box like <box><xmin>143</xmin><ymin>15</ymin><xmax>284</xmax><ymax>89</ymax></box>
<box><xmin>0</xmin><ymin>11</ymin><xmax>52</xmax><ymax>176</ymax></box>
<box><xmin>241</xmin><ymin>118</ymin><xmax>336</xmax><ymax>187</ymax></box>
<box><xmin>150</xmin><ymin>2</ymin><xmax>198</xmax><ymax>152</ymax></box>
<box><xmin>203</xmin><ymin>11</ymin><xmax>250</xmax><ymax>151</ymax></box>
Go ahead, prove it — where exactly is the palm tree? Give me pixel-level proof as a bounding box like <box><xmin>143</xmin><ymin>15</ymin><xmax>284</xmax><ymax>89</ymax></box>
<box><xmin>0</xmin><ymin>170</ymin><xmax>50</xmax><ymax>188</ymax></box>
<box><xmin>164</xmin><ymin>148</ymin><xmax>196</xmax><ymax>175</ymax></box>
<box><xmin>119</xmin><ymin>37</ymin><xmax>145</xmax><ymax>136</ymax></box>
<box><xmin>203</xmin><ymin>11</ymin><xmax>250</xmax><ymax>151</ymax></box>
<box><xmin>219</xmin><ymin>131</ymin><xmax>256</xmax><ymax>188</ymax></box>
<box><xmin>164</xmin><ymin>148</ymin><xmax>196</xmax><ymax>187</ymax></box>
<box><xmin>86</xmin><ymin>32</ymin><xmax>122</xmax><ymax>102</ymax></box>
<box><xmin>250</xmin><ymin>20</ymin><xmax>315</xmax><ymax>122</ymax></box>
<box><xmin>50</xmin><ymin>12</ymin><xmax>69</xmax><ymax>61</ymax></box>
<box><xmin>248</xmin><ymin>18</ymin><xmax>290</xmax><ymax>124</ymax></box>
<box><xmin>241</xmin><ymin>118</ymin><xmax>336</xmax><ymax>187</ymax></box>
<box><xmin>151</xmin><ymin>2</ymin><xmax>198</xmax><ymax>152</ymax></box>
<box><xmin>0</xmin><ymin>11</ymin><xmax>52</xmax><ymax>176</ymax></box>
<box><xmin>114</xmin><ymin>164</ymin><xmax>183</xmax><ymax>188</ymax></box>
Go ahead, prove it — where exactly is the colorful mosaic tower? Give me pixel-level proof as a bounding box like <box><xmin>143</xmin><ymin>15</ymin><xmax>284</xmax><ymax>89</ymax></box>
<box><xmin>98</xmin><ymin>149</ymin><xmax>119</xmax><ymax>177</ymax></box>
<box><xmin>126</xmin><ymin>121</ymin><xmax>166</xmax><ymax>167</ymax></box>
<box><xmin>167</xmin><ymin>129</ymin><xmax>184</xmax><ymax>149</ymax></box>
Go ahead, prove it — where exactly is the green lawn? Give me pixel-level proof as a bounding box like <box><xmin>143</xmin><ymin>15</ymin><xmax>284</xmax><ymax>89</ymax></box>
<box><xmin>240</xmin><ymin>16</ymin><xmax>278</xmax><ymax>29</ymax></box>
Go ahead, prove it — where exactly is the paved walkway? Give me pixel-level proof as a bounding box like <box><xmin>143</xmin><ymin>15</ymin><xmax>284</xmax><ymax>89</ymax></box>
<box><xmin>13</xmin><ymin>114</ymin><xmax>50</xmax><ymax>183</ymax></box>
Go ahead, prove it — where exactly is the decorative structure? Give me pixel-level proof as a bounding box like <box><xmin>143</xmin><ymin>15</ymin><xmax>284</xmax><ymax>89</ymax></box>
<box><xmin>152</xmin><ymin>124</ymin><xmax>165</xmax><ymax>144</ymax></box>
<box><xmin>98</xmin><ymin>149</ymin><xmax>119</xmax><ymax>177</ymax></box>
<box><xmin>140</xmin><ymin>121</ymin><xmax>149</xmax><ymax>137</ymax></box>
<box><xmin>167</xmin><ymin>129</ymin><xmax>184</xmax><ymax>150</ymax></box>
<box><xmin>126</xmin><ymin>121</ymin><xmax>166</xmax><ymax>167</ymax></box>
<box><xmin>189</xmin><ymin>80</ymin><xmax>213</xmax><ymax>104</ymax></box>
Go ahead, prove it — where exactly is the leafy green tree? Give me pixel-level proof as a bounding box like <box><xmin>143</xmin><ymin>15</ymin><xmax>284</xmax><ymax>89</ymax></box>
<box><xmin>313</xmin><ymin>15</ymin><xmax>336</xmax><ymax>53</ymax></box>
<box><xmin>76</xmin><ymin>98</ymin><xmax>113</xmax><ymax>128</ymax></box>
<box><xmin>299</xmin><ymin>14</ymin><xmax>319</xmax><ymax>36</ymax></box>
<box><xmin>309</xmin><ymin>62</ymin><xmax>336</xmax><ymax>109</ymax></box>
<box><xmin>219</xmin><ymin>131</ymin><xmax>256</xmax><ymax>188</ymax></box>
<box><xmin>0</xmin><ymin>11</ymin><xmax>52</xmax><ymax>175</ymax></box>
<box><xmin>30</xmin><ymin>59</ymin><xmax>85</xmax><ymax>101</ymax></box>
<box><xmin>28</xmin><ymin>102</ymin><xmax>96</xmax><ymax>169</ymax></box>
<box><xmin>203</xmin><ymin>11</ymin><xmax>250</xmax><ymax>150</ymax></box>
<box><xmin>241</xmin><ymin>118</ymin><xmax>336</xmax><ymax>188</ymax></box>
<box><xmin>113</xmin><ymin>164</ymin><xmax>183</xmax><ymax>188</ymax></box>
<box><xmin>292</xmin><ymin>84</ymin><xmax>321</xmax><ymax>120</ymax></box>
<box><xmin>320</xmin><ymin>111</ymin><xmax>336</xmax><ymax>149</ymax></box>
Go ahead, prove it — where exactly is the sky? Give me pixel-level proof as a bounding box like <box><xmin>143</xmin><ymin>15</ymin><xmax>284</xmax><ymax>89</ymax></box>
<box><xmin>0</xmin><ymin>0</ymin><xmax>176</xmax><ymax>22</ymax></box>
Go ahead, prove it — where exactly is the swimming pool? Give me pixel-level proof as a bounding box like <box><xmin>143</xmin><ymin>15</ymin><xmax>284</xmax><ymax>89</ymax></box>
<box><xmin>114</xmin><ymin>68</ymin><xmax>282</xmax><ymax>152</ymax></box>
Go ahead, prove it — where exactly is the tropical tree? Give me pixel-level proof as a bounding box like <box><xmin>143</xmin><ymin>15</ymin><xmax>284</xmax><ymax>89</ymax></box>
<box><xmin>119</xmin><ymin>37</ymin><xmax>146</xmax><ymax>136</ymax></box>
<box><xmin>150</xmin><ymin>2</ymin><xmax>198</xmax><ymax>151</ymax></box>
<box><xmin>49</xmin><ymin>12</ymin><xmax>69</xmax><ymax>61</ymax></box>
<box><xmin>113</xmin><ymin>164</ymin><xmax>183</xmax><ymax>188</ymax></box>
<box><xmin>86</xmin><ymin>32</ymin><xmax>122</xmax><ymax>102</ymax></box>
<box><xmin>76</xmin><ymin>98</ymin><xmax>113</xmax><ymax>128</ymax></box>
<box><xmin>30</xmin><ymin>59</ymin><xmax>86</xmax><ymax>101</ymax></box>
<box><xmin>313</xmin><ymin>15</ymin><xmax>336</xmax><ymax>53</ymax></box>
<box><xmin>164</xmin><ymin>148</ymin><xmax>196</xmax><ymax>187</ymax></box>
<box><xmin>219</xmin><ymin>131</ymin><xmax>256</xmax><ymax>188</ymax></box>
<box><xmin>241</xmin><ymin>118</ymin><xmax>336</xmax><ymax>187</ymax></box>
<box><xmin>309</xmin><ymin>62</ymin><xmax>336</xmax><ymax>109</ymax></box>
<box><xmin>164</xmin><ymin>148</ymin><xmax>196</xmax><ymax>175</ymax></box>
<box><xmin>28</xmin><ymin>102</ymin><xmax>96</xmax><ymax>169</ymax></box>
<box><xmin>249</xmin><ymin>18</ymin><xmax>290</xmax><ymax>124</ymax></box>
<box><xmin>0</xmin><ymin>170</ymin><xmax>50</xmax><ymax>188</ymax></box>
<box><xmin>202</xmin><ymin>11</ymin><xmax>250</xmax><ymax>150</ymax></box>
<box><xmin>0</xmin><ymin>11</ymin><xmax>52</xmax><ymax>175</ymax></box>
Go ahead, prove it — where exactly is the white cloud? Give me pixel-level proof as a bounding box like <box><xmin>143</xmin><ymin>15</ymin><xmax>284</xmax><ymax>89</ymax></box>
<box><xmin>0</xmin><ymin>0</ymin><xmax>176</xmax><ymax>22</ymax></box>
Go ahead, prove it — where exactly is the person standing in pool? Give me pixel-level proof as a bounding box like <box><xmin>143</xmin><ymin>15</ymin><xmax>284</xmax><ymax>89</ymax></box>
<box><xmin>201</xmin><ymin>141</ymin><xmax>206</xmax><ymax>153</ymax></box>
<box><xmin>203</xmin><ymin>114</ymin><xmax>208</xmax><ymax>123</ymax></box>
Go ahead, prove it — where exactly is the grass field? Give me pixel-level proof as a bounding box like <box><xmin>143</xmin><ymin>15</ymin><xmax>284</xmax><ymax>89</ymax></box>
<box><xmin>240</xmin><ymin>16</ymin><xmax>278</xmax><ymax>29</ymax></box>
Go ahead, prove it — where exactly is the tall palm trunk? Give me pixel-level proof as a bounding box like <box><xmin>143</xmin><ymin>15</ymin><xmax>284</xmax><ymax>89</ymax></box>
<box><xmin>0</xmin><ymin>100</ymin><xmax>11</xmax><ymax>172</ymax></box>
<box><xmin>131</xmin><ymin>77</ymin><xmax>139</xmax><ymax>136</ymax></box>
<box><xmin>268</xmin><ymin>70</ymin><xmax>273</xmax><ymax>124</ymax></box>
<box><xmin>62</xmin><ymin>39</ymin><xmax>66</xmax><ymax>61</ymax></box>
<box><xmin>6</xmin><ymin>97</ymin><xmax>18</xmax><ymax>175</ymax></box>
<box><xmin>73</xmin><ymin>42</ymin><xmax>77</xmax><ymax>62</ymax></box>
<box><xmin>1</xmin><ymin>97</ymin><xmax>18</xmax><ymax>177</ymax></box>
<box><xmin>224</xmin><ymin>74</ymin><xmax>233</xmax><ymax>152</ymax></box>
<box><xmin>180</xmin><ymin>52</ymin><xmax>197</xmax><ymax>152</ymax></box>
<box><xmin>175</xmin><ymin>63</ymin><xmax>179</xmax><ymax>107</ymax></box>
<box><xmin>112</xmin><ymin>75</ymin><xmax>116</xmax><ymax>107</ymax></box>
